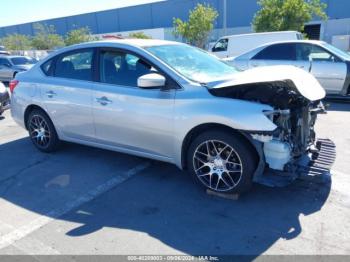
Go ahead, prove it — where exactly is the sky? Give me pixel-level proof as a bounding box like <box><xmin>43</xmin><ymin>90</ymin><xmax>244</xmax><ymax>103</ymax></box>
<box><xmin>0</xmin><ymin>0</ymin><xmax>164</xmax><ymax>27</ymax></box>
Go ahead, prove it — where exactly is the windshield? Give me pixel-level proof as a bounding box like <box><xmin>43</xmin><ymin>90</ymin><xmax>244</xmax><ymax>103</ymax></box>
<box><xmin>10</xmin><ymin>57</ymin><xmax>37</xmax><ymax>65</ymax></box>
<box><xmin>321</xmin><ymin>42</ymin><xmax>350</xmax><ymax>61</ymax></box>
<box><xmin>146</xmin><ymin>44</ymin><xmax>237</xmax><ymax>83</ymax></box>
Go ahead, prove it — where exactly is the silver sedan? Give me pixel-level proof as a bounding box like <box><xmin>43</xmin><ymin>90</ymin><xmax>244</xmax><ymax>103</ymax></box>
<box><xmin>0</xmin><ymin>55</ymin><xmax>37</xmax><ymax>82</ymax></box>
<box><xmin>10</xmin><ymin>39</ymin><xmax>330</xmax><ymax>194</ymax></box>
<box><xmin>230</xmin><ymin>40</ymin><xmax>350</xmax><ymax>96</ymax></box>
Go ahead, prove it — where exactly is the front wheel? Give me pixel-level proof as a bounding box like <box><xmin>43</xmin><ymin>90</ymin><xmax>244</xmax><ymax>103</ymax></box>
<box><xmin>27</xmin><ymin>109</ymin><xmax>60</xmax><ymax>152</ymax></box>
<box><xmin>187</xmin><ymin>130</ymin><xmax>257</xmax><ymax>194</ymax></box>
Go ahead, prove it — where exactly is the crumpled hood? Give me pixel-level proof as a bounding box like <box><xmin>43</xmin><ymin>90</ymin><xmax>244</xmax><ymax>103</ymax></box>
<box><xmin>210</xmin><ymin>65</ymin><xmax>326</xmax><ymax>101</ymax></box>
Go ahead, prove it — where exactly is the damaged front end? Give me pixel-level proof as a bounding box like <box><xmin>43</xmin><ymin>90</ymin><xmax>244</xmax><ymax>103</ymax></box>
<box><xmin>209</xmin><ymin>78</ymin><xmax>335</xmax><ymax>187</ymax></box>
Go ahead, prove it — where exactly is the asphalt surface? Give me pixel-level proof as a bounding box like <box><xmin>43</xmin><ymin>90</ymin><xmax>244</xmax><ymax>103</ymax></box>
<box><xmin>0</xmin><ymin>102</ymin><xmax>350</xmax><ymax>256</ymax></box>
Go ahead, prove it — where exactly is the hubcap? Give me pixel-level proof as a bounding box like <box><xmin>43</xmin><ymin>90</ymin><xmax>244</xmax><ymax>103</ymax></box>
<box><xmin>29</xmin><ymin>115</ymin><xmax>50</xmax><ymax>148</ymax></box>
<box><xmin>193</xmin><ymin>140</ymin><xmax>243</xmax><ymax>192</ymax></box>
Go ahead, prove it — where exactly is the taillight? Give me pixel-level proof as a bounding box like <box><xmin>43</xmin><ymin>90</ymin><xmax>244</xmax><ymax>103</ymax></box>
<box><xmin>9</xmin><ymin>80</ymin><xmax>19</xmax><ymax>93</ymax></box>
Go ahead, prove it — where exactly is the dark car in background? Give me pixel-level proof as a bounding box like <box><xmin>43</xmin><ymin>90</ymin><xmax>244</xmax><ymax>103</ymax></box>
<box><xmin>0</xmin><ymin>81</ymin><xmax>10</xmax><ymax>115</ymax></box>
<box><xmin>0</xmin><ymin>55</ymin><xmax>38</xmax><ymax>82</ymax></box>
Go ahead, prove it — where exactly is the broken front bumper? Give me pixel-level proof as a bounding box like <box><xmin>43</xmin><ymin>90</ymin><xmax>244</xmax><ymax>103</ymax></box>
<box><xmin>254</xmin><ymin>138</ymin><xmax>336</xmax><ymax>187</ymax></box>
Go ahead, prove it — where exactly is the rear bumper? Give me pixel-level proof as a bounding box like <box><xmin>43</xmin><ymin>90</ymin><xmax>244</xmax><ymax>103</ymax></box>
<box><xmin>0</xmin><ymin>90</ymin><xmax>10</xmax><ymax>114</ymax></box>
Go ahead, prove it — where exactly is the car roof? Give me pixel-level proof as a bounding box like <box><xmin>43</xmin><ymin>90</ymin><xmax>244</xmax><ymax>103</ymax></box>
<box><xmin>257</xmin><ymin>39</ymin><xmax>326</xmax><ymax>48</ymax></box>
<box><xmin>41</xmin><ymin>39</ymin><xmax>185</xmax><ymax>62</ymax></box>
<box><xmin>0</xmin><ymin>55</ymin><xmax>31</xmax><ymax>59</ymax></box>
<box><xmin>72</xmin><ymin>39</ymin><xmax>183</xmax><ymax>49</ymax></box>
<box><xmin>221</xmin><ymin>31</ymin><xmax>301</xmax><ymax>39</ymax></box>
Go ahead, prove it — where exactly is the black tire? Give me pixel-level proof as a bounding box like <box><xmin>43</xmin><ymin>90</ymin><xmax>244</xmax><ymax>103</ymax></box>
<box><xmin>27</xmin><ymin>109</ymin><xmax>60</xmax><ymax>152</ymax></box>
<box><xmin>187</xmin><ymin>130</ymin><xmax>257</xmax><ymax>194</ymax></box>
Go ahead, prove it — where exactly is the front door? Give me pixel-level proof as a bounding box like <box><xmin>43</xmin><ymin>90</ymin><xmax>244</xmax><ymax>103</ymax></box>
<box><xmin>92</xmin><ymin>49</ymin><xmax>176</xmax><ymax>159</ymax></box>
<box><xmin>296</xmin><ymin>43</ymin><xmax>347</xmax><ymax>94</ymax></box>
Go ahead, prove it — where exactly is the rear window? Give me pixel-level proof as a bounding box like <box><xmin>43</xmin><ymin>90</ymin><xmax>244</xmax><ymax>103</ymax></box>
<box><xmin>54</xmin><ymin>49</ymin><xmax>93</xmax><ymax>81</ymax></box>
<box><xmin>41</xmin><ymin>59</ymin><xmax>54</xmax><ymax>76</ymax></box>
<box><xmin>253</xmin><ymin>43</ymin><xmax>296</xmax><ymax>60</ymax></box>
<box><xmin>10</xmin><ymin>57</ymin><xmax>37</xmax><ymax>65</ymax></box>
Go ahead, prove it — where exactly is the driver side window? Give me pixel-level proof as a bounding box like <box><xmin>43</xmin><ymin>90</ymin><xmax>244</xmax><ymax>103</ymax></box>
<box><xmin>296</xmin><ymin>44</ymin><xmax>339</xmax><ymax>62</ymax></box>
<box><xmin>0</xmin><ymin>58</ymin><xmax>11</xmax><ymax>67</ymax></box>
<box><xmin>212</xmin><ymin>38</ymin><xmax>228</xmax><ymax>52</ymax></box>
<box><xmin>99</xmin><ymin>50</ymin><xmax>155</xmax><ymax>87</ymax></box>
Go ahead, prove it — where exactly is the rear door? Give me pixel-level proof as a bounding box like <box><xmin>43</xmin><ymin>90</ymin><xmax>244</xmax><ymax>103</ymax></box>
<box><xmin>248</xmin><ymin>43</ymin><xmax>299</xmax><ymax>68</ymax></box>
<box><xmin>40</xmin><ymin>48</ymin><xmax>95</xmax><ymax>141</ymax></box>
<box><xmin>296</xmin><ymin>43</ymin><xmax>347</xmax><ymax>94</ymax></box>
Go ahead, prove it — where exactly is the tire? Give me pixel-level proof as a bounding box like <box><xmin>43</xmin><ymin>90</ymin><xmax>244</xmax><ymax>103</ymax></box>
<box><xmin>187</xmin><ymin>130</ymin><xmax>257</xmax><ymax>194</ymax></box>
<box><xmin>27</xmin><ymin>109</ymin><xmax>60</xmax><ymax>152</ymax></box>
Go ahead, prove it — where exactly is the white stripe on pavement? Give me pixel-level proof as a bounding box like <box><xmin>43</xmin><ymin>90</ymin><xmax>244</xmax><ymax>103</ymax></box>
<box><xmin>0</xmin><ymin>162</ymin><xmax>151</xmax><ymax>251</ymax></box>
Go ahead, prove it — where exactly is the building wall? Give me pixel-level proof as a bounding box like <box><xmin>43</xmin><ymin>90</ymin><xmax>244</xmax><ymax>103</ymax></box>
<box><xmin>0</xmin><ymin>0</ymin><xmax>259</xmax><ymax>38</ymax></box>
<box><xmin>1</xmin><ymin>0</ymin><xmax>350</xmax><ymax>44</ymax></box>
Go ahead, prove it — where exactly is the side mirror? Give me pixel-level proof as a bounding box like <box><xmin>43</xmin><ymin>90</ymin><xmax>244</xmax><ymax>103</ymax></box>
<box><xmin>137</xmin><ymin>73</ymin><xmax>166</xmax><ymax>89</ymax></box>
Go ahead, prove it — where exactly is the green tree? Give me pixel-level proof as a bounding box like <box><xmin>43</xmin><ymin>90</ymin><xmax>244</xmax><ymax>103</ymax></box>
<box><xmin>31</xmin><ymin>23</ymin><xmax>65</xmax><ymax>50</ymax></box>
<box><xmin>253</xmin><ymin>0</ymin><xmax>327</xmax><ymax>32</ymax></box>
<box><xmin>0</xmin><ymin>34</ymin><xmax>32</xmax><ymax>50</ymax></box>
<box><xmin>173</xmin><ymin>3</ymin><xmax>218</xmax><ymax>48</ymax></box>
<box><xmin>128</xmin><ymin>32</ymin><xmax>152</xmax><ymax>39</ymax></box>
<box><xmin>65</xmin><ymin>26</ymin><xmax>94</xmax><ymax>46</ymax></box>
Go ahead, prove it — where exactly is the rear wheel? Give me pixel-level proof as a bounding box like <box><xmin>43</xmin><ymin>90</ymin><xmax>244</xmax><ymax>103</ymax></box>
<box><xmin>187</xmin><ymin>130</ymin><xmax>257</xmax><ymax>194</ymax></box>
<box><xmin>27</xmin><ymin>109</ymin><xmax>60</xmax><ymax>152</ymax></box>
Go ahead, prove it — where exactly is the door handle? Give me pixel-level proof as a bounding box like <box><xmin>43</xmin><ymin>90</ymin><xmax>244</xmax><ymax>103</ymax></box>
<box><xmin>46</xmin><ymin>90</ymin><xmax>57</xmax><ymax>98</ymax></box>
<box><xmin>96</xmin><ymin>96</ymin><xmax>112</xmax><ymax>106</ymax></box>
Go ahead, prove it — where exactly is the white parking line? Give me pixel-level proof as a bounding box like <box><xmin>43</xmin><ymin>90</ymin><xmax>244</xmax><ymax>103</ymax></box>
<box><xmin>0</xmin><ymin>162</ymin><xmax>151</xmax><ymax>251</ymax></box>
<box><xmin>330</xmin><ymin>170</ymin><xmax>350</xmax><ymax>196</ymax></box>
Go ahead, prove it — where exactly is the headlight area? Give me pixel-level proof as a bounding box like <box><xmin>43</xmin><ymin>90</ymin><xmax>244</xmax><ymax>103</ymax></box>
<box><xmin>247</xmin><ymin>105</ymin><xmax>335</xmax><ymax>187</ymax></box>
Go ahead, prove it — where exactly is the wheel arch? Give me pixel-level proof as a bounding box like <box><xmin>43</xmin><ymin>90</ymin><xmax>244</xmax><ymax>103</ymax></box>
<box><xmin>180</xmin><ymin>123</ymin><xmax>260</xmax><ymax>170</ymax></box>
<box><xmin>24</xmin><ymin>104</ymin><xmax>48</xmax><ymax>130</ymax></box>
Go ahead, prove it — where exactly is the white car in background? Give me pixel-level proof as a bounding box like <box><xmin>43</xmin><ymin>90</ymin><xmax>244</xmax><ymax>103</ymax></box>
<box><xmin>229</xmin><ymin>40</ymin><xmax>350</xmax><ymax>96</ymax></box>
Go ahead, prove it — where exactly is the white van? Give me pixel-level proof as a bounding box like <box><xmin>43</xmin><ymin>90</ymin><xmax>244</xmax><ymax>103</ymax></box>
<box><xmin>210</xmin><ymin>31</ymin><xmax>303</xmax><ymax>58</ymax></box>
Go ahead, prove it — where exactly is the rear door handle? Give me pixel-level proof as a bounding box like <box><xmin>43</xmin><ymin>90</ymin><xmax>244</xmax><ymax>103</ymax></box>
<box><xmin>46</xmin><ymin>90</ymin><xmax>57</xmax><ymax>98</ymax></box>
<box><xmin>96</xmin><ymin>96</ymin><xmax>112</xmax><ymax>106</ymax></box>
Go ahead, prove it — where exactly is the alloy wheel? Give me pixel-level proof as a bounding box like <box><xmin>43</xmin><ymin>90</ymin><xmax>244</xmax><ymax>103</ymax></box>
<box><xmin>29</xmin><ymin>114</ymin><xmax>51</xmax><ymax>148</ymax></box>
<box><xmin>193</xmin><ymin>140</ymin><xmax>243</xmax><ymax>192</ymax></box>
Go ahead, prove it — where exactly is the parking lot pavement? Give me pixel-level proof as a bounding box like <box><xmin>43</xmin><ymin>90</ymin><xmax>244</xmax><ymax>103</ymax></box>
<box><xmin>0</xmin><ymin>103</ymin><xmax>350</xmax><ymax>256</ymax></box>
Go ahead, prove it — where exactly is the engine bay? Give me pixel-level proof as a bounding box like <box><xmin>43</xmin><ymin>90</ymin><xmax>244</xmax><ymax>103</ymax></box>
<box><xmin>208</xmin><ymin>80</ymin><xmax>326</xmax><ymax>172</ymax></box>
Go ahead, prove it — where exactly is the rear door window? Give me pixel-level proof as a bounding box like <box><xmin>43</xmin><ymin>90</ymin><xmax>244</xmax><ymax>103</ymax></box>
<box><xmin>54</xmin><ymin>49</ymin><xmax>93</xmax><ymax>81</ymax></box>
<box><xmin>253</xmin><ymin>43</ymin><xmax>296</xmax><ymax>60</ymax></box>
